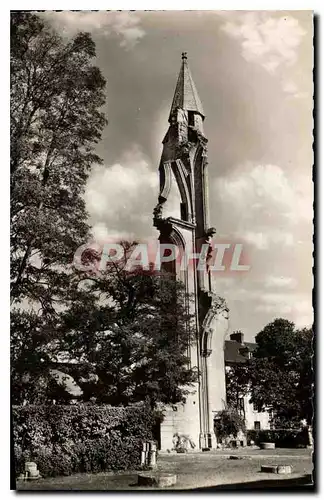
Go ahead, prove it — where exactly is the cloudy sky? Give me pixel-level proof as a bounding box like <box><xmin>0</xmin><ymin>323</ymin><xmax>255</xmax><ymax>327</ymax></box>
<box><xmin>42</xmin><ymin>10</ymin><xmax>313</xmax><ymax>340</ymax></box>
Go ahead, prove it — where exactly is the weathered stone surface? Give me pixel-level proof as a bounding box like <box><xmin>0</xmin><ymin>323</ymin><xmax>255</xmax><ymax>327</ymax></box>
<box><xmin>155</xmin><ymin>55</ymin><xmax>228</xmax><ymax>452</ymax></box>
<box><xmin>260</xmin><ymin>442</ymin><xmax>276</xmax><ymax>450</ymax></box>
<box><xmin>261</xmin><ymin>464</ymin><xmax>292</xmax><ymax>474</ymax></box>
<box><xmin>169</xmin><ymin>53</ymin><xmax>205</xmax><ymax>119</ymax></box>
<box><xmin>277</xmin><ymin>465</ymin><xmax>292</xmax><ymax>474</ymax></box>
<box><xmin>25</xmin><ymin>462</ymin><xmax>37</xmax><ymax>472</ymax></box>
<box><xmin>137</xmin><ymin>473</ymin><xmax>177</xmax><ymax>488</ymax></box>
<box><xmin>25</xmin><ymin>462</ymin><xmax>40</xmax><ymax>478</ymax></box>
<box><xmin>148</xmin><ymin>450</ymin><xmax>157</xmax><ymax>468</ymax></box>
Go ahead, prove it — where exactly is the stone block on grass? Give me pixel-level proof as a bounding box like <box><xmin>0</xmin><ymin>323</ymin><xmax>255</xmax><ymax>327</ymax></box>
<box><xmin>260</xmin><ymin>442</ymin><xmax>276</xmax><ymax>450</ymax></box>
<box><xmin>137</xmin><ymin>473</ymin><xmax>177</xmax><ymax>488</ymax></box>
<box><xmin>261</xmin><ymin>464</ymin><xmax>292</xmax><ymax>474</ymax></box>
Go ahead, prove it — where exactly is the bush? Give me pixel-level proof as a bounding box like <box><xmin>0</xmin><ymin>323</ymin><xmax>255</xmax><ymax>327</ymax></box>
<box><xmin>12</xmin><ymin>403</ymin><xmax>156</xmax><ymax>477</ymax></box>
<box><xmin>247</xmin><ymin>428</ymin><xmax>309</xmax><ymax>448</ymax></box>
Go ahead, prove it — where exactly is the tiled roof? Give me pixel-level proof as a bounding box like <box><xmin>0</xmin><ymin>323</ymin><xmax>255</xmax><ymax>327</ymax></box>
<box><xmin>169</xmin><ymin>54</ymin><xmax>205</xmax><ymax>119</ymax></box>
<box><xmin>224</xmin><ymin>340</ymin><xmax>257</xmax><ymax>364</ymax></box>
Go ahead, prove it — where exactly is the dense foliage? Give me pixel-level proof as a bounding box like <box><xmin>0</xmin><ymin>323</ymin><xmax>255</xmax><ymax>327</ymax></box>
<box><xmin>247</xmin><ymin>428</ymin><xmax>309</xmax><ymax>448</ymax></box>
<box><xmin>11</xmin><ymin>12</ymin><xmax>106</xmax><ymax>302</ymax></box>
<box><xmin>54</xmin><ymin>256</ymin><xmax>198</xmax><ymax>408</ymax></box>
<box><xmin>248</xmin><ymin>319</ymin><xmax>313</xmax><ymax>428</ymax></box>
<box><xmin>13</xmin><ymin>403</ymin><xmax>156</xmax><ymax>476</ymax></box>
<box><xmin>225</xmin><ymin>319</ymin><xmax>313</xmax><ymax>429</ymax></box>
<box><xmin>225</xmin><ymin>362</ymin><xmax>250</xmax><ymax>412</ymax></box>
<box><xmin>11</xmin><ymin>13</ymin><xmax>197</xmax><ymax>411</ymax></box>
<box><xmin>214</xmin><ymin>408</ymin><xmax>246</xmax><ymax>440</ymax></box>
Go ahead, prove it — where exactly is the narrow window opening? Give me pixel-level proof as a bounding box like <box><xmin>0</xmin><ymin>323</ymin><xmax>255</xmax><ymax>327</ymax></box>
<box><xmin>180</xmin><ymin>202</ymin><xmax>188</xmax><ymax>221</ymax></box>
<box><xmin>188</xmin><ymin>111</ymin><xmax>195</xmax><ymax>127</ymax></box>
<box><xmin>254</xmin><ymin>421</ymin><xmax>261</xmax><ymax>431</ymax></box>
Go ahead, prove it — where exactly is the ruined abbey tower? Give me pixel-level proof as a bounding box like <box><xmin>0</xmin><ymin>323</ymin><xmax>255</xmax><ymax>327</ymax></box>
<box><xmin>153</xmin><ymin>53</ymin><xmax>230</xmax><ymax>450</ymax></box>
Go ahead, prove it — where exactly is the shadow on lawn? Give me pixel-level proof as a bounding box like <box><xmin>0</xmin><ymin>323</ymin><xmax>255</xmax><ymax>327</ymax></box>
<box><xmin>188</xmin><ymin>474</ymin><xmax>314</xmax><ymax>492</ymax></box>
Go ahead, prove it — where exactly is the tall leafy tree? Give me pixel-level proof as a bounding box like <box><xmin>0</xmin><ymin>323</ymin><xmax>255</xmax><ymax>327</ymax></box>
<box><xmin>10</xmin><ymin>14</ymin><xmax>200</xmax><ymax>410</ymax></box>
<box><xmin>10</xmin><ymin>12</ymin><xmax>107</xmax><ymax>402</ymax></box>
<box><xmin>248</xmin><ymin>319</ymin><xmax>313</xmax><ymax>428</ymax></box>
<box><xmin>54</xmin><ymin>248</ymin><xmax>198</xmax><ymax>409</ymax></box>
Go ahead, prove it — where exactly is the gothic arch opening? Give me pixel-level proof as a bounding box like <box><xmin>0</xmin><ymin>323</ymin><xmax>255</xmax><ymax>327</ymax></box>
<box><xmin>162</xmin><ymin>169</ymin><xmax>182</xmax><ymax>220</ymax></box>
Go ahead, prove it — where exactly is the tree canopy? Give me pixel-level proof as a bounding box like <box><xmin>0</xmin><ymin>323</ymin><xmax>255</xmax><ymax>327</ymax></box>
<box><xmin>11</xmin><ymin>12</ymin><xmax>107</xmax><ymax>306</ymax></box>
<box><xmin>10</xmin><ymin>12</ymin><xmax>107</xmax><ymax>402</ymax></box>
<box><xmin>55</xmin><ymin>254</ymin><xmax>198</xmax><ymax>408</ymax></box>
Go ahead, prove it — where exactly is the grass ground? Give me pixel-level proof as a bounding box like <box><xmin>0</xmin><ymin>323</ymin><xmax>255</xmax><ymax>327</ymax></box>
<box><xmin>16</xmin><ymin>447</ymin><xmax>314</xmax><ymax>491</ymax></box>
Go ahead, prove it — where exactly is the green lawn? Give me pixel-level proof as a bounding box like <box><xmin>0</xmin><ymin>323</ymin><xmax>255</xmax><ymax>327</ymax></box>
<box><xmin>16</xmin><ymin>448</ymin><xmax>313</xmax><ymax>491</ymax></box>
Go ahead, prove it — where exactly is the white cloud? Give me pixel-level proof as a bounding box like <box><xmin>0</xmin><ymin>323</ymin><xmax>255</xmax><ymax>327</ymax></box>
<box><xmin>90</xmin><ymin>222</ymin><xmax>134</xmax><ymax>245</ymax></box>
<box><xmin>216</xmin><ymin>164</ymin><xmax>294</xmax><ymax>211</ymax></box>
<box><xmin>212</xmin><ymin>276</ymin><xmax>236</xmax><ymax>289</ymax></box>
<box><xmin>255</xmin><ymin>292</ymin><xmax>312</xmax><ymax>322</ymax></box>
<box><xmin>255</xmin><ymin>302</ymin><xmax>293</xmax><ymax>315</ymax></box>
<box><xmin>214</xmin><ymin>163</ymin><xmax>312</xmax><ymax>254</ymax></box>
<box><xmin>214</xmin><ymin>163</ymin><xmax>313</xmax><ymax>240</ymax></box>
<box><xmin>253</xmin><ymin>297</ymin><xmax>312</xmax><ymax>328</ymax></box>
<box><xmin>236</xmin><ymin>230</ymin><xmax>294</xmax><ymax>250</ymax></box>
<box><xmin>295</xmin><ymin>315</ymin><xmax>313</xmax><ymax>328</ymax></box>
<box><xmin>282</xmin><ymin>80</ymin><xmax>310</xmax><ymax>99</ymax></box>
<box><xmin>213</xmin><ymin>278</ymin><xmax>312</xmax><ymax>329</ymax></box>
<box><xmin>221</xmin><ymin>12</ymin><xmax>306</xmax><ymax>74</ymax></box>
<box><xmin>264</xmin><ymin>276</ymin><xmax>298</xmax><ymax>289</ymax></box>
<box><xmin>40</xmin><ymin>11</ymin><xmax>145</xmax><ymax>49</ymax></box>
<box><xmin>85</xmin><ymin>144</ymin><xmax>186</xmax><ymax>243</ymax></box>
<box><xmin>162</xmin><ymin>171</ymin><xmax>183</xmax><ymax>220</ymax></box>
<box><xmin>218</xmin><ymin>12</ymin><xmax>307</xmax><ymax>96</ymax></box>
<box><xmin>212</xmin><ymin>160</ymin><xmax>312</xmax><ymax>332</ymax></box>
<box><xmin>86</xmin><ymin>147</ymin><xmax>156</xmax><ymax>216</ymax></box>
<box><xmin>283</xmin><ymin>80</ymin><xmax>299</xmax><ymax>94</ymax></box>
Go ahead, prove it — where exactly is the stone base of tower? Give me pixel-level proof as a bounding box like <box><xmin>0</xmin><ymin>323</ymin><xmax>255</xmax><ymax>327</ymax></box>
<box><xmin>199</xmin><ymin>432</ymin><xmax>217</xmax><ymax>450</ymax></box>
<box><xmin>160</xmin><ymin>389</ymin><xmax>201</xmax><ymax>451</ymax></box>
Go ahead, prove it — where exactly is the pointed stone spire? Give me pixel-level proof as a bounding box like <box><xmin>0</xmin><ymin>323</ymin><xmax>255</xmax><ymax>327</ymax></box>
<box><xmin>169</xmin><ymin>52</ymin><xmax>205</xmax><ymax>121</ymax></box>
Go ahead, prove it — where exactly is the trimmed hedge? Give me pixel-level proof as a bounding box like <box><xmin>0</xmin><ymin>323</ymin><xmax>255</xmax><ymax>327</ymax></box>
<box><xmin>247</xmin><ymin>428</ymin><xmax>309</xmax><ymax>448</ymax></box>
<box><xmin>13</xmin><ymin>403</ymin><xmax>155</xmax><ymax>477</ymax></box>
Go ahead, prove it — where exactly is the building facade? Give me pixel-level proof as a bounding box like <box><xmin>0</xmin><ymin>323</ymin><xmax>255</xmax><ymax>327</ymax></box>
<box><xmin>224</xmin><ymin>331</ymin><xmax>271</xmax><ymax>431</ymax></box>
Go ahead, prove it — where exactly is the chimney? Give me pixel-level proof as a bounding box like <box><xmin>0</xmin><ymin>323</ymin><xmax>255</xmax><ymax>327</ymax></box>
<box><xmin>230</xmin><ymin>332</ymin><xmax>244</xmax><ymax>344</ymax></box>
